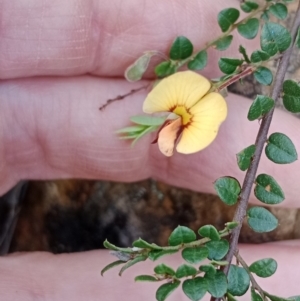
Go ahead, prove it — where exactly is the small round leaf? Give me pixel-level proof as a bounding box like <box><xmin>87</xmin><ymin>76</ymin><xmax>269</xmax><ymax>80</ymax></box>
<box><xmin>205</xmin><ymin>271</ymin><xmax>228</xmax><ymax>298</ymax></box>
<box><xmin>254</xmin><ymin>173</ymin><xmax>285</xmax><ymax>204</ymax></box>
<box><xmin>247</xmin><ymin>207</ymin><xmax>278</xmax><ymax>233</ymax></box>
<box><xmin>269</xmin><ymin>3</ymin><xmax>288</xmax><ymax>20</ymax></box>
<box><xmin>135</xmin><ymin>275</ymin><xmax>158</xmax><ymax>282</ymax></box>
<box><xmin>183</xmin><ymin>277</ymin><xmax>207</xmax><ymax>301</ymax></box>
<box><xmin>249</xmin><ymin>258</ymin><xmax>277</xmax><ymax>277</ymax></box>
<box><xmin>261</xmin><ymin>22</ymin><xmax>292</xmax><ymax>56</ymax></box>
<box><xmin>155</xmin><ymin>61</ymin><xmax>176</xmax><ymax>78</ymax></box>
<box><xmin>265</xmin><ymin>132</ymin><xmax>298</xmax><ymax>164</ymax></box>
<box><xmin>188</xmin><ymin>50</ymin><xmax>207</xmax><ymax>70</ymax></box>
<box><xmin>200</xmin><ymin>264</ymin><xmax>217</xmax><ymax>277</ymax></box>
<box><xmin>236</xmin><ymin>144</ymin><xmax>256</xmax><ymax>171</ymax></box>
<box><xmin>198</xmin><ymin>225</ymin><xmax>220</xmax><ymax>241</ymax></box>
<box><xmin>168</xmin><ymin>226</ymin><xmax>196</xmax><ymax>246</ymax></box>
<box><xmin>218</xmin><ymin>8</ymin><xmax>240</xmax><ymax>32</ymax></box>
<box><xmin>251</xmin><ymin>288</ymin><xmax>264</xmax><ymax>301</ymax></box>
<box><xmin>215</xmin><ymin>35</ymin><xmax>233</xmax><ymax>51</ymax></box>
<box><xmin>156</xmin><ymin>281</ymin><xmax>181</xmax><ymax>301</ymax></box>
<box><xmin>250</xmin><ymin>50</ymin><xmax>270</xmax><ymax>63</ymax></box>
<box><xmin>241</xmin><ymin>1</ymin><xmax>259</xmax><ymax>13</ymax></box>
<box><xmin>125</xmin><ymin>52</ymin><xmax>154</xmax><ymax>82</ymax></box>
<box><xmin>247</xmin><ymin>95</ymin><xmax>275</xmax><ymax>121</ymax></box>
<box><xmin>154</xmin><ymin>263</ymin><xmax>175</xmax><ymax>276</ymax></box>
<box><xmin>148</xmin><ymin>249</ymin><xmax>178</xmax><ymax>261</ymax></box>
<box><xmin>254</xmin><ymin>67</ymin><xmax>273</xmax><ymax>86</ymax></box>
<box><xmin>214</xmin><ymin>177</ymin><xmax>241</xmax><ymax>206</ymax></box>
<box><xmin>182</xmin><ymin>246</ymin><xmax>209</xmax><ymax>264</ymax></box>
<box><xmin>176</xmin><ymin>264</ymin><xmax>197</xmax><ymax>278</ymax></box>
<box><xmin>227</xmin><ymin>265</ymin><xmax>250</xmax><ymax>296</ymax></box>
<box><xmin>283</xmin><ymin>80</ymin><xmax>300</xmax><ymax>113</ymax></box>
<box><xmin>218</xmin><ymin>58</ymin><xmax>243</xmax><ymax>74</ymax></box>
<box><xmin>237</xmin><ymin>18</ymin><xmax>259</xmax><ymax>39</ymax></box>
<box><xmin>206</xmin><ymin>240</ymin><xmax>229</xmax><ymax>260</ymax></box>
<box><xmin>169</xmin><ymin>36</ymin><xmax>193</xmax><ymax>60</ymax></box>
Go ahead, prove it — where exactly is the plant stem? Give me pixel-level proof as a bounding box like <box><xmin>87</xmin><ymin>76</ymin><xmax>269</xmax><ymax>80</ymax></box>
<box><xmin>211</xmin><ymin>1</ymin><xmax>300</xmax><ymax>300</ymax></box>
<box><xmin>235</xmin><ymin>252</ymin><xmax>265</xmax><ymax>300</ymax></box>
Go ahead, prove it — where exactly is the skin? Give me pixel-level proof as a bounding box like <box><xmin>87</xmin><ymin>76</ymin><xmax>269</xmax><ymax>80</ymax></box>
<box><xmin>0</xmin><ymin>0</ymin><xmax>300</xmax><ymax>300</ymax></box>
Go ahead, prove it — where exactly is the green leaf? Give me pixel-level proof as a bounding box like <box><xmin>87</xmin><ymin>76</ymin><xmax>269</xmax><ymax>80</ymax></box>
<box><xmin>241</xmin><ymin>1</ymin><xmax>259</xmax><ymax>13</ymax></box>
<box><xmin>269</xmin><ymin>3</ymin><xmax>288</xmax><ymax>20</ymax></box>
<box><xmin>176</xmin><ymin>264</ymin><xmax>198</xmax><ymax>278</ymax></box>
<box><xmin>198</xmin><ymin>225</ymin><xmax>220</xmax><ymax>241</ymax></box>
<box><xmin>182</xmin><ymin>246</ymin><xmax>209</xmax><ymax>264</ymax></box>
<box><xmin>225</xmin><ymin>221</ymin><xmax>239</xmax><ymax>230</ymax></box>
<box><xmin>132</xmin><ymin>238</ymin><xmax>163</xmax><ymax>250</ymax></box>
<box><xmin>265</xmin><ymin>132</ymin><xmax>298</xmax><ymax>164</ymax></box>
<box><xmin>188</xmin><ymin>50</ymin><xmax>208</xmax><ymax>70</ymax></box>
<box><xmin>254</xmin><ymin>173</ymin><xmax>285</xmax><ymax>205</ymax></box>
<box><xmin>215</xmin><ymin>35</ymin><xmax>233</xmax><ymax>51</ymax></box>
<box><xmin>154</xmin><ymin>263</ymin><xmax>176</xmax><ymax>276</ymax></box>
<box><xmin>283</xmin><ymin>80</ymin><xmax>300</xmax><ymax>113</ymax></box>
<box><xmin>251</xmin><ymin>288</ymin><xmax>264</xmax><ymax>301</ymax></box>
<box><xmin>214</xmin><ymin>177</ymin><xmax>241</xmax><ymax>206</ymax></box>
<box><xmin>125</xmin><ymin>52</ymin><xmax>155</xmax><ymax>82</ymax></box>
<box><xmin>103</xmin><ymin>240</ymin><xmax>132</xmax><ymax>253</ymax></box>
<box><xmin>249</xmin><ymin>258</ymin><xmax>278</xmax><ymax>278</ymax></box>
<box><xmin>218</xmin><ymin>8</ymin><xmax>240</xmax><ymax>32</ymax></box>
<box><xmin>236</xmin><ymin>144</ymin><xmax>256</xmax><ymax>171</ymax></box>
<box><xmin>296</xmin><ymin>28</ymin><xmax>300</xmax><ymax>48</ymax></box>
<box><xmin>156</xmin><ymin>281</ymin><xmax>181</xmax><ymax>301</ymax></box>
<box><xmin>169</xmin><ymin>36</ymin><xmax>193</xmax><ymax>60</ymax></box>
<box><xmin>218</xmin><ymin>58</ymin><xmax>243</xmax><ymax>74</ymax></box>
<box><xmin>227</xmin><ymin>293</ymin><xmax>238</xmax><ymax>301</ymax></box>
<box><xmin>205</xmin><ymin>271</ymin><xmax>228</xmax><ymax>298</ymax></box>
<box><xmin>130</xmin><ymin>115</ymin><xmax>166</xmax><ymax>126</ymax></box>
<box><xmin>247</xmin><ymin>95</ymin><xmax>275</xmax><ymax>121</ymax></box>
<box><xmin>239</xmin><ymin>45</ymin><xmax>250</xmax><ymax>63</ymax></box>
<box><xmin>211</xmin><ymin>260</ymin><xmax>228</xmax><ymax>266</ymax></box>
<box><xmin>148</xmin><ymin>249</ymin><xmax>178</xmax><ymax>261</ymax></box>
<box><xmin>237</xmin><ymin>18</ymin><xmax>259</xmax><ymax>39</ymax></box>
<box><xmin>261</xmin><ymin>22</ymin><xmax>292</xmax><ymax>56</ymax></box>
<box><xmin>206</xmin><ymin>240</ymin><xmax>229</xmax><ymax>260</ymax></box>
<box><xmin>250</xmin><ymin>50</ymin><xmax>270</xmax><ymax>63</ymax></box>
<box><xmin>116</xmin><ymin>125</ymin><xmax>147</xmax><ymax>134</ymax></box>
<box><xmin>168</xmin><ymin>226</ymin><xmax>196</xmax><ymax>246</ymax></box>
<box><xmin>247</xmin><ymin>207</ymin><xmax>278</xmax><ymax>233</ymax></box>
<box><xmin>264</xmin><ymin>292</ymin><xmax>295</xmax><ymax>301</ymax></box>
<box><xmin>135</xmin><ymin>275</ymin><xmax>159</xmax><ymax>282</ymax></box>
<box><xmin>254</xmin><ymin>67</ymin><xmax>273</xmax><ymax>85</ymax></box>
<box><xmin>155</xmin><ymin>61</ymin><xmax>176</xmax><ymax>78</ymax></box>
<box><xmin>131</xmin><ymin>125</ymin><xmax>158</xmax><ymax>145</ymax></box>
<box><xmin>183</xmin><ymin>277</ymin><xmax>207</xmax><ymax>301</ymax></box>
<box><xmin>200</xmin><ymin>264</ymin><xmax>217</xmax><ymax>277</ymax></box>
<box><xmin>227</xmin><ymin>265</ymin><xmax>250</xmax><ymax>296</ymax></box>
<box><xmin>101</xmin><ymin>260</ymin><xmax>125</xmax><ymax>276</ymax></box>
<box><xmin>119</xmin><ymin>255</ymin><xmax>147</xmax><ymax>276</ymax></box>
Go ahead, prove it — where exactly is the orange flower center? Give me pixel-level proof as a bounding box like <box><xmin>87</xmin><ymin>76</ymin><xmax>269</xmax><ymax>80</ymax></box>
<box><xmin>172</xmin><ymin>106</ymin><xmax>192</xmax><ymax>126</ymax></box>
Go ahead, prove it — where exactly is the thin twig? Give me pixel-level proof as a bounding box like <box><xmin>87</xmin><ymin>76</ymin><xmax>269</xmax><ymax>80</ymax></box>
<box><xmin>99</xmin><ymin>84</ymin><xmax>149</xmax><ymax>111</ymax></box>
<box><xmin>235</xmin><ymin>251</ymin><xmax>265</xmax><ymax>300</ymax></box>
<box><xmin>224</xmin><ymin>0</ymin><xmax>300</xmax><ymax>275</ymax></box>
<box><xmin>211</xmin><ymin>2</ymin><xmax>300</xmax><ymax>300</ymax></box>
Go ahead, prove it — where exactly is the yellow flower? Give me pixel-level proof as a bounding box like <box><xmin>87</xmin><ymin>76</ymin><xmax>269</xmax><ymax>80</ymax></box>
<box><xmin>143</xmin><ymin>71</ymin><xmax>227</xmax><ymax>156</ymax></box>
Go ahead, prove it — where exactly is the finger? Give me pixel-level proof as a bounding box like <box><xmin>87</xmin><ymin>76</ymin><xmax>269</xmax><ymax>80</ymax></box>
<box><xmin>0</xmin><ymin>0</ymin><xmax>258</xmax><ymax>79</ymax></box>
<box><xmin>1</xmin><ymin>243</ymin><xmax>300</xmax><ymax>301</ymax></box>
<box><xmin>1</xmin><ymin>76</ymin><xmax>300</xmax><ymax>208</ymax></box>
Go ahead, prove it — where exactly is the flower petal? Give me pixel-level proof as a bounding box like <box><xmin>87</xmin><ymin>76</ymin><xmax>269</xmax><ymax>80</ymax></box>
<box><xmin>157</xmin><ymin>117</ymin><xmax>182</xmax><ymax>157</ymax></box>
<box><xmin>143</xmin><ymin>71</ymin><xmax>211</xmax><ymax>113</ymax></box>
<box><xmin>176</xmin><ymin>92</ymin><xmax>227</xmax><ymax>154</ymax></box>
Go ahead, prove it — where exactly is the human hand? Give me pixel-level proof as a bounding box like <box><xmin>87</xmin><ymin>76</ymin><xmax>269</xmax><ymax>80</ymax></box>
<box><xmin>1</xmin><ymin>0</ymin><xmax>300</xmax><ymax>300</ymax></box>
